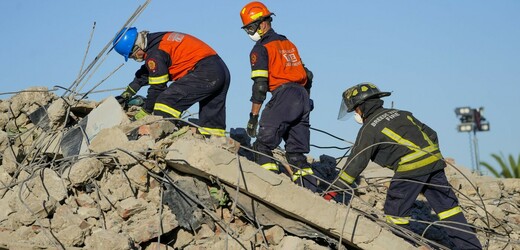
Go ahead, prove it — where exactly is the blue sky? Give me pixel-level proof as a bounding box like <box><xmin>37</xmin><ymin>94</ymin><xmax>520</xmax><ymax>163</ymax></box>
<box><xmin>1</xmin><ymin>1</ymin><xmax>519</xmax><ymax>174</ymax></box>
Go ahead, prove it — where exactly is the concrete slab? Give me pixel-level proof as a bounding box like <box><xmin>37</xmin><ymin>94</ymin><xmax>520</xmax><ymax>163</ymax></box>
<box><xmin>165</xmin><ymin>135</ymin><xmax>416</xmax><ymax>250</ymax></box>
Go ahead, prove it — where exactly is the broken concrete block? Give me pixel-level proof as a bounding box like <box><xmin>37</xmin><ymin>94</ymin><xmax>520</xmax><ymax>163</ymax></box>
<box><xmin>75</xmin><ymin>193</ymin><xmax>96</xmax><ymax>208</ymax></box>
<box><xmin>0</xmin><ymin>191</ymin><xmax>14</xmax><ymax>223</ymax></box>
<box><xmin>28</xmin><ymin>168</ymin><xmax>68</xmax><ymax>202</ymax></box>
<box><xmin>265</xmin><ymin>225</ymin><xmax>285</xmax><ymax>245</ymax></box>
<box><xmin>2</xmin><ymin>146</ymin><xmax>21</xmax><ymax>174</ymax></box>
<box><xmin>173</xmin><ymin>229</ymin><xmax>194</xmax><ymax>249</ymax></box>
<box><xmin>117</xmin><ymin>197</ymin><xmax>147</xmax><ymax>220</ymax></box>
<box><xmin>0</xmin><ymin>165</ymin><xmax>13</xmax><ymax>197</ymax></box>
<box><xmin>55</xmin><ymin>224</ymin><xmax>86</xmax><ymax>247</ymax></box>
<box><xmin>502</xmin><ymin>179</ymin><xmax>520</xmax><ymax>194</ymax></box>
<box><xmin>0</xmin><ymin>113</ymin><xmax>8</xmax><ymax>130</ymax></box>
<box><xmin>84</xmin><ymin>229</ymin><xmax>132</xmax><ymax>250</ymax></box>
<box><xmin>124</xmin><ymin>206</ymin><xmax>178</xmax><ymax>244</ymax></box>
<box><xmin>476</xmin><ymin>177</ymin><xmax>503</xmax><ymax>200</ymax></box>
<box><xmin>84</xmin><ymin>96</ymin><xmax>130</xmax><ymax>141</ymax></box>
<box><xmin>100</xmin><ymin>169</ymin><xmax>136</xmax><ymax>202</ymax></box>
<box><xmin>50</xmin><ymin>205</ymin><xmax>85</xmax><ymax>231</ymax></box>
<box><xmin>63</xmin><ymin>157</ymin><xmax>104</xmax><ymax>186</ymax></box>
<box><xmin>77</xmin><ymin>207</ymin><xmax>100</xmax><ymax>220</ymax></box>
<box><xmin>127</xmin><ymin>165</ymin><xmax>149</xmax><ymax>189</ymax></box>
<box><xmin>60</xmin><ymin>96</ymin><xmax>129</xmax><ymax>158</ymax></box>
<box><xmin>47</xmin><ymin>97</ymin><xmax>68</xmax><ymax>129</ymax></box>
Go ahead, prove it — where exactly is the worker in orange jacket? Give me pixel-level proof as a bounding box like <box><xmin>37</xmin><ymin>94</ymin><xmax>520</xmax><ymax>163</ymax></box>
<box><xmin>240</xmin><ymin>2</ymin><xmax>317</xmax><ymax>191</ymax></box>
<box><xmin>112</xmin><ymin>27</ymin><xmax>230</xmax><ymax>137</ymax></box>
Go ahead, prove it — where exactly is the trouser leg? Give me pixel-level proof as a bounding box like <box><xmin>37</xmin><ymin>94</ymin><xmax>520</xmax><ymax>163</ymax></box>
<box><xmin>384</xmin><ymin>177</ymin><xmax>425</xmax><ymax>244</ymax></box>
<box><xmin>286</xmin><ymin>152</ymin><xmax>318</xmax><ymax>192</ymax></box>
<box><xmin>254</xmin><ymin>84</ymin><xmax>305</xmax><ymax>172</ymax></box>
<box><xmin>197</xmin><ymin>56</ymin><xmax>230</xmax><ymax>137</ymax></box>
<box><xmin>423</xmin><ymin>170</ymin><xmax>482</xmax><ymax>249</ymax></box>
<box><xmin>154</xmin><ymin>56</ymin><xmax>228</xmax><ymax>136</ymax></box>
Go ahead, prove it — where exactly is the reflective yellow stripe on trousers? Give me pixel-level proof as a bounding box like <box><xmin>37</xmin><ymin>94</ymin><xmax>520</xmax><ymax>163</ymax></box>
<box><xmin>438</xmin><ymin>206</ymin><xmax>462</xmax><ymax>220</ymax></box>
<box><xmin>386</xmin><ymin>215</ymin><xmax>410</xmax><ymax>225</ymax></box>
<box><xmin>261</xmin><ymin>163</ymin><xmax>279</xmax><ymax>171</ymax></box>
<box><xmin>292</xmin><ymin>168</ymin><xmax>314</xmax><ymax>181</ymax></box>
<box><xmin>339</xmin><ymin>171</ymin><xmax>355</xmax><ymax>184</ymax></box>
<box><xmin>154</xmin><ymin>103</ymin><xmax>181</xmax><ymax>118</ymax></box>
<box><xmin>198</xmin><ymin>127</ymin><xmax>226</xmax><ymax>137</ymax></box>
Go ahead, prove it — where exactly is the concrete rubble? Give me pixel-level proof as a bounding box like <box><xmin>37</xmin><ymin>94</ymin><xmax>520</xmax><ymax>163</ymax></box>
<box><xmin>0</xmin><ymin>87</ymin><xmax>518</xmax><ymax>249</ymax></box>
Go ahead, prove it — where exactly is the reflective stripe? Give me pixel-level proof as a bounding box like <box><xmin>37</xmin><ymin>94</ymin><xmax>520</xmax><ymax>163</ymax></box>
<box><xmin>126</xmin><ymin>86</ymin><xmax>137</xmax><ymax>94</ymax></box>
<box><xmin>386</xmin><ymin>215</ymin><xmax>410</xmax><ymax>225</ymax></box>
<box><xmin>251</xmin><ymin>70</ymin><xmax>268</xmax><ymax>78</ymax></box>
<box><xmin>382</xmin><ymin>127</ymin><xmax>418</xmax><ymax>150</ymax></box>
<box><xmin>261</xmin><ymin>163</ymin><xmax>279</xmax><ymax>171</ymax></box>
<box><xmin>407</xmin><ymin>115</ymin><xmax>435</xmax><ymax>146</ymax></box>
<box><xmin>339</xmin><ymin>171</ymin><xmax>355</xmax><ymax>184</ymax></box>
<box><xmin>154</xmin><ymin>103</ymin><xmax>181</xmax><ymax>118</ymax></box>
<box><xmin>397</xmin><ymin>152</ymin><xmax>443</xmax><ymax>172</ymax></box>
<box><xmin>198</xmin><ymin>127</ymin><xmax>226</xmax><ymax>137</ymax></box>
<box><xmin>400</xmin><ymin>144</ymin><xmax>439</xmax><ymax>164</ymax></box>
<box><xmin>438</xmin><ymin>206</ymin><xmax>462</xmax><ymax>220</ymax></box>
<box><xmin>292</xmin><ymin>168</ymin><xmax>314</xmax><ymax>181</ymax></box>
<box><xmin>149</xmin><ymin>74</ymin><xmax>169</xmax><ymax>84</ymax></box>
<box><xmin>382</xmin><ymin>118</ymin><xmax>443</xmax><ymax>172</ymax></box>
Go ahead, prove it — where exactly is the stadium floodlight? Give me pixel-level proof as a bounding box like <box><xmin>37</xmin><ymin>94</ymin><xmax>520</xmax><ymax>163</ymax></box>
<box><xmin>454</xmin><ymin>107</ymin><xmax>472</xmax><ymax>116</ymax></box>
<box><xmin>454</xmin><ymin>106</ymin><xmax>490</xmax><ymax>175</ymax></box>
<box><xmin>457</xmin><ymin>123</ymin><xmax>474</xmax><ymax>132</ymax></box>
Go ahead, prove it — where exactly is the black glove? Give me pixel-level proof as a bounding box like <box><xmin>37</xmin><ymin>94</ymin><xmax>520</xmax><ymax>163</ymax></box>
<box><xmin>115</xmin><ymin>96</ymin><xmax>127</xmax><ymax>106</ymax></box>
<box><xmin>309</xmin><ymin>99</ymin><xmax>314</xmax><ymax>112</ymax></box>
<box><xmin>115</xmin><ymin>91</ymin><xmax>133</xmax><ymax>106</ymax></box>
<box><xmin>246</xmin><ymin>113</ymin><xmax>259</xmax><ymax>138</ymax></box>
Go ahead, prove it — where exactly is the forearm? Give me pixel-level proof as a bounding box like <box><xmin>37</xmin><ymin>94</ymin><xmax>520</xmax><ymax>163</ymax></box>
<box><xmin>251</xmin><ymin>102</ymin><xmax>262</xmax><ymax>115</ymax></box>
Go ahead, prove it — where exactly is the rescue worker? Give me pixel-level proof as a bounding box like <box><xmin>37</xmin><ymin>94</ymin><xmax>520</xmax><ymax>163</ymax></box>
<box><xmin>112</xmin><ymin>27</ymin><xmax>231</xmax><ymax>137</ymax></box>
<box><xmin>239</xmin><ymin>2</ymin><xmax>316</xmax><ymax>191</ymax></box>
<box><xmin>337</xmin><ymin>82</ymin><xmax>482</xmax><ymax>249</ymax></box>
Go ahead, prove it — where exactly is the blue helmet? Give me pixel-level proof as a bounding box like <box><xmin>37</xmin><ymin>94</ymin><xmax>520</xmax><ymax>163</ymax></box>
<box><xmin>113</xmin><ymin>27</ymin><xmax>138</xmax><ymax>61</ymax></box>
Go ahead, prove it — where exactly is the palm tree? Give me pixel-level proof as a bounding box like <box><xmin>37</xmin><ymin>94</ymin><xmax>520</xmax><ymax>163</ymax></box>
<box><xmin>480</xmin><ymin>153</ymin><xmax>520</xmax><ymax>178</ymax></box>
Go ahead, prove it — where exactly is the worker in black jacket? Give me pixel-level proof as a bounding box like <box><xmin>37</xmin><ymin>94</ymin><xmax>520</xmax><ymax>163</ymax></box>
<box><xmin>337</xmin><ymin>82</ymin><xmax>482</xmax><ymax>249</ymax></box>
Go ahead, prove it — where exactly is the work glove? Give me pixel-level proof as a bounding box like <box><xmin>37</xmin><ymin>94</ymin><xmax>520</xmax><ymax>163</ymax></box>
<box><xmin>115</xmin><ymin>91</ymin><xmax>133</xmax><ymax>106</ymax></box>
<box><xmin>246</xmin><ymin>113</ymin><xmax>259</xmax><ymax>138</ymax></box>
<box><xmin>134</xmin><ymin>108</ymin><xmax>150</xmax><ymax>120</ymax></box>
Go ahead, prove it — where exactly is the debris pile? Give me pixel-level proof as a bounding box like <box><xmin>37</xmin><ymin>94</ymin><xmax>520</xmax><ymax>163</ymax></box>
<box><xmin>0</xmin><ymin>87</ymin><xmax>518</xmax><ymax>249</ymax></box>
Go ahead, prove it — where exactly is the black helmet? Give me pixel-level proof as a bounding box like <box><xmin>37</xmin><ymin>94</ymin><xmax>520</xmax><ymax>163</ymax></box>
<box><xmin>343</xmin><ymin>82</ymin><xmax>391</xmax><ymax>112</ymax></box>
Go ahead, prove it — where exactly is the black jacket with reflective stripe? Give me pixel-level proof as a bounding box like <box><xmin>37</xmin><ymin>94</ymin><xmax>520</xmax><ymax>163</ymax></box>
<box><xmin>344</xmin><ymin>107</ymin><xmax>446</xmax><ymax>180</ymax></box>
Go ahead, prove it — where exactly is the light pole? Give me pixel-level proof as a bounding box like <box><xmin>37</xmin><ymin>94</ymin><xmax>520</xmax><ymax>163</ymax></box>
<box><xmin>454</xmin><ymin>107</ymin><xmax>490</xmax><ymax>174</ymax></box>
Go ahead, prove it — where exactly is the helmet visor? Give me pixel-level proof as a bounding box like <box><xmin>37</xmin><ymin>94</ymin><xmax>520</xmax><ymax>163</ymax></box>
<box><xmin>337</xmin><ymin>98</ymin><xmax>353</xmax><ymax>121</ymax></box>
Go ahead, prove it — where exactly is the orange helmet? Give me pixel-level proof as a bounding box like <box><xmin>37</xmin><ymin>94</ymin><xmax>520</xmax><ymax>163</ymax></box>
<box><xmin>240</xmin><ymin>1</ymin><xmax>273</xmax><ymax>28</ymax></box>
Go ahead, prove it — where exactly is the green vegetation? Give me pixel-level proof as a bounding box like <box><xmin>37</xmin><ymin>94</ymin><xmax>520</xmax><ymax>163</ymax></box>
<box><xmin>480</xmin><ymin>153</ymin><xmax>520</xmax><ymax>178</ymax></box>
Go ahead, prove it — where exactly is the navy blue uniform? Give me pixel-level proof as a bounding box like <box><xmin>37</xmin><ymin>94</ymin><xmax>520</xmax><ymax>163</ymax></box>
<box><xmin>125</xmin><ymin>32</ymin><xmax>230</xmax><ymax>136</ymax></box>
<box><xmin>340</xmin><ymin>106</ymin><xmax>482</xmax><ymax>249</ymax></box>
<box><xmin>248</xmin><ymin>29</ymin><xmax>316</xmax><ymax>190</ymax></box>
